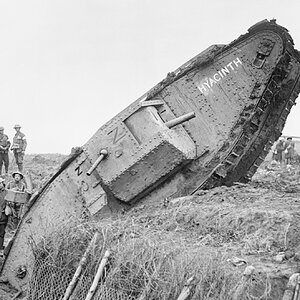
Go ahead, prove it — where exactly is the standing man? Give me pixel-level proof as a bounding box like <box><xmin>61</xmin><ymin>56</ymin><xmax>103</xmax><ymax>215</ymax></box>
<box><xmin>275</xmin><ymin>139</ymin><xmax>285</xmax><ymax>163</ymax></box>
<box><xmin>284</xmin><ymin>137</ymin><xmax>295</xmax><ymax>165</ymax></box>
<box><xmin>0</xmin><ymin>127</ymin><xmax>11</xmax><ymax>177</ymax></box>
<box><xmin>11</xmin><ymin>124</ymin><xmax>27</xmax><ymax>172</ymax></box>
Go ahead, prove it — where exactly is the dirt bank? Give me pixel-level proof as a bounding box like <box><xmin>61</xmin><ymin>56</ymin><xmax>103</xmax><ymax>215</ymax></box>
<box><xmin>1</xmin><ymin>155</ymin><xmax>300</xmax><ymax>299</ymax></box>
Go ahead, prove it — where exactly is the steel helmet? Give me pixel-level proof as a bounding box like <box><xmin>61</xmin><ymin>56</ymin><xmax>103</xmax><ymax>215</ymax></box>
<box><xmin>12</xmin><ymin>171</ymin><xmax>24</xmax><ymax>179</ymax></box>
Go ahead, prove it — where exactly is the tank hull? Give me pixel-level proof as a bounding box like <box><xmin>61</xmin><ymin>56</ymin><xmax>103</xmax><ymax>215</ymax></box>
<box><xmin>2</xmin><ymin>20</ymin><xmax>300</xmax><ymax>289</ymax></box>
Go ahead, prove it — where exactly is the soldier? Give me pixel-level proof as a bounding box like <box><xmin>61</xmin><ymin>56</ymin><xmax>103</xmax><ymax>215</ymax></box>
<box><xmin>11</xmin><ymin>124</ymin><xmax>27</xmax><ymax>172</ymax></box>
<box><xmin>0</xmin><ymin>127</ymin><xmax>11</xmax><ymax>177</ymax></box>
<box><xmin>0</xmin><ymin>177</ymin><xmax>10</xmax><ymax>257</ymax></box>
<box><xmin>284</xmin><ymin>137</ymin><xmax>295</xmax><ymax>165</ymax></box>
<box><xmin>6</xmin><ymin>171</ymin><xmax>26</xmax><ymax>192</ymax></box>
<box><xmin>7</xmin><ymin>171</ymin><xmax>26</xmax><ymax>229</ymax></box>
<box><xmin>275</xmin><ymin>139</ymin><xmax>285</xmax><ymax>163</ymax></box>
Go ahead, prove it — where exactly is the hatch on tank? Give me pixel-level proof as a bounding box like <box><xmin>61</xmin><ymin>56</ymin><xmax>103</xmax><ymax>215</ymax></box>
<box><xmin>84</xmin><ymin>100</ymin><xmax>196</xmax><ymax>202</ymax></box>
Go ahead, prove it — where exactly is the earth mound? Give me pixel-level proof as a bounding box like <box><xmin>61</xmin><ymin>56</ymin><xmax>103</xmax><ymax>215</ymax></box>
<box><xmin>1</xmin><ymin>155</ymin><xmax>300</xmax><ymax>299</ymax></box>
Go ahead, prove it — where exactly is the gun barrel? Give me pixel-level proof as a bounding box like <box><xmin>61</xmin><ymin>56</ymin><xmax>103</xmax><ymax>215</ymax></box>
<box><xmin>165</xmin><ymin>112</ymin><xmax>196</xmax><ymax>128</ymax></box>
<box><xmin>87</xmin><ymin>150</ymin><xmax>108</xmax><ymax>176</ymax></box>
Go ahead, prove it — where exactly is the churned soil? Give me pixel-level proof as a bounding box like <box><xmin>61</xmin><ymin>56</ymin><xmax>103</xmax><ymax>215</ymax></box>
<box><xmin>121</xmin><ymin>162</ymin><xmax>300</xmax><ymax>298</ymax></box>
<box><xmin>1</xmin><ymin>155</ymin><xmax>300</xmax><ymax>299</ymax></box>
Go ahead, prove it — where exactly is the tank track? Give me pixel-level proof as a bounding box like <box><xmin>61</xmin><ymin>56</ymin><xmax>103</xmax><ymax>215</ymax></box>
<box><xmin>192</xmin><ymin>51</ymin><xmax>300</xmax><ymax>192</ymax></box>
<box><xmin>145</xmin><ymin>20</ymin><xmax>295</xmax><ymax>101</ymax></box>
<box><xmin>142</xmin><ymin>19</ymin><xmax>300</xmax><ymax>193</ymax></box>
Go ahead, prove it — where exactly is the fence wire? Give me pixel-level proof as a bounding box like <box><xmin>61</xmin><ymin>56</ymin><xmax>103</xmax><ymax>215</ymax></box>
<box><xmin>27</xmin><ymin>254</ymin><xmax>143</xmax><ymax>300</ymax></box>
<box><xmin>27</xmin><ymin>260</ymin><xmax>74</xmax><ymax>300</ymax></box>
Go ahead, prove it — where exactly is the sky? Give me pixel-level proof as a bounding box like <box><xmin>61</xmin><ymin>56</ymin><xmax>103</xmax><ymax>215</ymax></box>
<box><xmin>0</xmin><ymin>0</ymin><xmax>300</xmax><ymax>154</ymax></box>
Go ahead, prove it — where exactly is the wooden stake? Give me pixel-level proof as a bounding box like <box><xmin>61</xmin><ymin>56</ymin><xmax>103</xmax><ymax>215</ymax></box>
<box><xmin>282</xmin><ymin>273</ymin><xmax>299</xmax><ymax>300</ymax></box>
<box><xmin>177</xmin><ymin>276</ymin><xmax>196</xmax><ymax>300</ymax></box>
<box><xmin>62</xmin><ymin>232</ymin><xmax>99</xmax><ymax>300</ymax></box>
<box><xmin>85</xmin><ymin>250</ymin><xmax>111</xmax><ymax>300</ymax></box>
<box><xmin>12</xmin><ymin>290</ymin><xmax>22</xmax><ymax>300</ymax></box>
<box><xmin>293</xmin><ymin>274</ymin><xmax>300</xmax><ymax>300</ymax></box>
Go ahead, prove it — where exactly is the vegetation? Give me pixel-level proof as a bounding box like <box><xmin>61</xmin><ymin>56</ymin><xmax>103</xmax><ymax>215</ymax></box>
<box><xmin>3</xmin><ymin>155</ymin><xmax>300</xmax><ymax>299</ymax></box>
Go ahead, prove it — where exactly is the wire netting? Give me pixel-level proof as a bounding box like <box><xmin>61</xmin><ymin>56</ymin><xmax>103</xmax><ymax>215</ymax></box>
<box><xmin>27</xmin><ymin>259</ymin><xmax>145</xmax><ymax>300</ymax></box>
<box><xmin>25</xmin><ymin>222</ymin><xmax>143</xmax><ymax>300</ymax></box>
<box><xmin>27</xmin><ymin>260</ymin><xmax>75</xmax><ymax>300</ymax></box>
<box><xmin>25</xmin><ymin>219</ymin><xmax>266</xmax><ymax>300</ymax></box>
<box><xmin>27</xmin><ymin>254</ymin><xmax>156</xmax><ymax>300</ymax></box>
<box><xmin>25</xmin><ymin>218</ymin><xmax>196</xmax><ymax>300</ymax></box>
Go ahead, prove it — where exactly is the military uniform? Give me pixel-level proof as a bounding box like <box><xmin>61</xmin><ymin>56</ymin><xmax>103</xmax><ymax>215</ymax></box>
<box><xmin>7</xmin><ymin>171</ymin><xmax>26</xmax><ymax>228</ymax></box>
<box><xmin>0</xmin><ymin>179</ymin><xmax>8</xmax><ymax>252</ymax></box>
<box><xmin>275</xmin><ymin>140</ymin><xmax>285</xmax><ymax>163</ymax></box>
<box><xmin>0</xmin><ymin>127</ymin><xmax>11</xmax><ymax>176</ymax></box>
<box><xmin>11</xmin><ymin>125</ymin><xmax>27</xmax><ymax>172</ymax></box>
<box><xmin>285</xmin><ymin>138</ymin><xmax>295</xmax><ymax>164</ymax></box>
<box><xmin>6</xmin><ymin>180</ymin><xmax>26</xmax><ymax>192</ymax></box>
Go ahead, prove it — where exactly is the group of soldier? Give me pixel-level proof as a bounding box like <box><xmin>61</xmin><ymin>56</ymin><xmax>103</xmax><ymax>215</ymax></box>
<box><xmin>272</xmin><ymin>137</ymin><xmax>295</xmax><ymax>165</ymax></box>
<box><xmin>0</xmin><ymin>124</ymin><xmax>27</xmax><ymax>176</ymax></box>
<box><xmin>0</xmin><ymin>124</ymin><xmax>27</xmax><ymax>257</ymax></box>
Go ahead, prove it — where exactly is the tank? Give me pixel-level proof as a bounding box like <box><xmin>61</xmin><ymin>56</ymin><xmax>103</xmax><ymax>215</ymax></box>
<box><xmin>2</xmin><ymin>19</ymin><xmax>300</xmax><ymax>290</ymax></box>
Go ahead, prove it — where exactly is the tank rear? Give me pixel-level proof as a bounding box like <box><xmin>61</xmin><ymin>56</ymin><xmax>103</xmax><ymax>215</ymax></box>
<box><xmin>2</xmin><ymin>19</ymin><xmax>300</xmax><ymax>290</ymax></box>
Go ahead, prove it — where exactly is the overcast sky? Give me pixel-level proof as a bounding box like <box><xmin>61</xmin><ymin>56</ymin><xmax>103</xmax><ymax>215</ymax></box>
<box><xmin>1</xmin><ymin>0</ymin><xmax>300</xmax><ymax>154</ymax></box>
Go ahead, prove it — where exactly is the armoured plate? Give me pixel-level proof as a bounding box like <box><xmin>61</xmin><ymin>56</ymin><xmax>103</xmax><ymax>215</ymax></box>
<box><xmin>84</xmin><ymin>105</ymin><xmax>196</xmax><ymax>202</ymax></box>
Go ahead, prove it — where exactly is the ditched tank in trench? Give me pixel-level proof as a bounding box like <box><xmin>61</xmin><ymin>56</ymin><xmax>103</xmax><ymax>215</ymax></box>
<box><xmin>2</xmin><ymin>19</ymin><xmax>300</xmax><ymax>290</ymax></box>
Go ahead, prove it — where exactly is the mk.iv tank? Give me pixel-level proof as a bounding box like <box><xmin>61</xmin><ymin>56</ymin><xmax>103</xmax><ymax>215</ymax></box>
<box><xmin>2</xmin><ymin>19</ymin><xmax>300</xmax><ymax>291</ymax></box>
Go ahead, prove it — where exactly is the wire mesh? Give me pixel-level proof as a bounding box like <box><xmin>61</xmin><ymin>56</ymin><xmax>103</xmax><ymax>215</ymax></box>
<box><xmin>27</xmin><ymin>256</ymin><xmax>151</xmax><ymax>300</ymax></box>
<box><xmin>26</xmin><ymin>225</ymin><xmax>174</xmax><ymax>300</ymax></box>
<box><xmin>27</xmin><ymin>260</ymin><xmax>75</xmax><ymax>300</ymax></box>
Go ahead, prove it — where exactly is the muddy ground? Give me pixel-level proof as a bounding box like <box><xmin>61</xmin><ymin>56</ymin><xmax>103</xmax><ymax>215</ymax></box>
<box><xmin>1</xmin><ymin>155</ymin><xmax>300</xmax><ymax>299</ymax></box>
